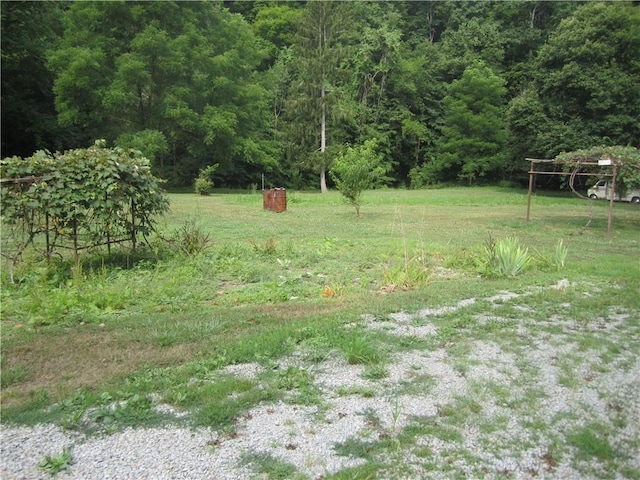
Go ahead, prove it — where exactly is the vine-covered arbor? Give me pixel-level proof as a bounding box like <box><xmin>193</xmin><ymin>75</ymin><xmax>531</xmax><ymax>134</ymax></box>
<box><xmin>0</xmin><ymin>141</ymin><xmax>169</xmax><ymax>279</ymax></box>
<box><xmin>525</xmin><ymin>146</ymin><xmax>640</xmax><ymax>237</ymax></box>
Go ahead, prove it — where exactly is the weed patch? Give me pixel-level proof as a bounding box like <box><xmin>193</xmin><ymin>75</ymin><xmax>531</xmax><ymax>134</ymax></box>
<box><xmin>38</xmin><ymin>447</ymin><xmax>74</xmax><ymax>477</ymax></box>
<box><xmin>568</xmin><ymin>425</ymin><xmax>617</xmax><ymax>462</ymax></box>
<box><xmin>239</xmin><ymin>451</ymin><xmax>301</xmax><ymax>480</ymax></box>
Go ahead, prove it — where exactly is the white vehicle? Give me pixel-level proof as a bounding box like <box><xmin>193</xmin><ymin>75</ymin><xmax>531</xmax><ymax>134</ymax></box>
<box><xmin>587</xmin><ymin>180</ymin><xmax>640</xmax><ymax>204</ymax></box>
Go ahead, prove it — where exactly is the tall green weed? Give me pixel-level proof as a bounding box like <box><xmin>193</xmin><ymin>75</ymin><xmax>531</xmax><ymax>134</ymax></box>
<box><xmin>479</xmin><ymin>236</ymin><xmax>531</xmax><ymax>277</ymax></box>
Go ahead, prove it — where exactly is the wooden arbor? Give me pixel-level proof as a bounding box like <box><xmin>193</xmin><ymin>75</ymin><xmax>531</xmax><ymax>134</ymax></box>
<box><xmin>525</xmin><ymin>157</ymin><xmax>618</xmax><ymax>237</ymax></box>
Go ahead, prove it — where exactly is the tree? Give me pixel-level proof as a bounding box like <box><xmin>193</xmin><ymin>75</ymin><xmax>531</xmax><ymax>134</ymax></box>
<box><xmin>252</xmin><ymin>3</ymin><xmax>301</xmax><ymax>67</ymax></box>
<box><xmin>48</xmin><ymin>2</ymin><xmax>274</xmax><ymax>187</ymax></box>
<box><xmin>437</xmin><ymin>17</ymin><xmax>506</xmax><ymax>81</ymax></box>
<box><xmin>1</xmin><ymin>2</ymin><xmax>67</xmax><ymax>157</ymax></box>
<box><xmin>504</xmin><ymin>87</ymin><xmax>547</xmax><ymax>181</ymax></box>
<box><xmin>414</xmin><ymin>62</ymin><xmax>508</xmax><ymax>185</ymax></box>
<box><xmin>288</xmin><ymin>1</ymin><xmax>353</xmax><ymax>193</ymax></box>
<box><xmin>533</xmin><ymin>2</ymin><xmax>640</xmax><ymax>154</ymax></box>
<box><xmin>386</xmin><ymin>40</ymin><xmax>445</xmax><ymax>186</ymax></box>
<box><xmin>329</xmin><ymin>140</ymin><xmax>390</xmax><ymax>217</ymax></box>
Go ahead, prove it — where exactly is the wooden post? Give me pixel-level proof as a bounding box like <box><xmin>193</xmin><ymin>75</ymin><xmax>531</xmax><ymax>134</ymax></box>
<box><xmin>131</xmin><ymin>199</ymin><xmax>137</xmax><ymax>253</ymax></box>
<box><xmin>607</xmin><ymin>163</ymin><xmax>616</xmax><ymax>238</ymax></box>
<box><xmin>106</xmin><ymin>193</ymin><xmax>111</xmax><ymax>255</ymax></box>
<box><xmin>72</xmin><ymin>216</ymin><xmax>79</xmax><ymax>268</ymax></box>
<box><xmin>526</xmin><ymin>159</ymin><xmax>534</xmax><ymax>222</ymax></box>
<box><xmin>45</xmin><ymin>213</ymin><xmax>51</xmax><ymax>262</ymax></box>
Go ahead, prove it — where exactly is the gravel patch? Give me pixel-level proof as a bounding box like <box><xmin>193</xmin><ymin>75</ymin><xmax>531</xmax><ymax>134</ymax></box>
<box><xmin>2</xmin><ymin>282</ymin><xmax>638</xmax><ymax>479</ymax></box>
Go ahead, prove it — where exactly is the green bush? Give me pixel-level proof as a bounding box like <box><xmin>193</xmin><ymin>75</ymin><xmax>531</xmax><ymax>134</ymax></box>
<box><xmin>0</xmin><ymin>140</ymin><xmax>169</xmax><ymax>270</ymax></box>
<box><xmin>194</xmin><ymin>176</ymin><xmax>214</xmax><ymax>195</ymax></box>
<box><xmin>194</xmin><ymin>164</ymin><xmax>218</xmax><ymax>195</ymax></box>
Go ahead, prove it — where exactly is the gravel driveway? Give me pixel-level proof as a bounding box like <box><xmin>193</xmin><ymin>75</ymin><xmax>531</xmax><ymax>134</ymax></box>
<box><xmin>2</xmin><ymin>280</ymin><xmax>639</xmax><ymax>479</ymax></box>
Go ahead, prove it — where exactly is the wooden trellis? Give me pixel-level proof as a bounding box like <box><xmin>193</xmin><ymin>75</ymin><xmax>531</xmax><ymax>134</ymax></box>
<box><xmin>525</xmin><ymin>157</ymin><xmax>618</xmax><ymax>237</ymax></box>
<box><xmin>1</xmin><ymin>174</ymin><xmax>142</xmax><ymax>267</ymax></box>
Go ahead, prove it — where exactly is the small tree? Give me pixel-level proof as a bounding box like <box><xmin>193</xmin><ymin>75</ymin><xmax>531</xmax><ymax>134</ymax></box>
<box><xmin>329</xmin><ymin>140</ymin><xmax>390</xmax><ymax>217</ymax></box>
<box><xmin>194</xmin><ymin>164</ymin><xmax>219</xmax><ymax>195</ymax></box>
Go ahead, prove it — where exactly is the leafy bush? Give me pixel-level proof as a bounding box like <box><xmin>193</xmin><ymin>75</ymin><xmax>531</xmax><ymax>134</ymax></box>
<box><xmin>194</xmin><ymin>164</ymin><xmax>218</xmax><ymax>195</ymax></box>
<box><xmin>0</xmin><ymin>140</ymin><xmax>169</xmax><ymax>270</ymax></box>
<box><xmin>194</xmin><ymin>177</ymin><xmax>214</xmax><ymax>195</ymax></box>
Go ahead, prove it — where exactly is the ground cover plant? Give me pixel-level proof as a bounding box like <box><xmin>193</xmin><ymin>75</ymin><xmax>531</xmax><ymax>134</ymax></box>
<box><xmin>1</xmin><ymin>187</ymin><xmax>639</xmax><ymax>479</ymax></box>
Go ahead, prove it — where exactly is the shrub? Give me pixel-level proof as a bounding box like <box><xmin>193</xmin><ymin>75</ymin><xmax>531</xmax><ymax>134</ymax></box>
<box><xmin>194</xmin><ymin>164</ymin><xmax>218</xmax><ymax>195</ymax></box>
<box><xmin>194</xmin><ymin>176</ymin><xmax>214</xmax><ymax>195</ymax></box>
<box><xmin>0</xmin><ymin>140</ymin><xmax>169</xmax><ymax>271</ymax></box>
<box><xmin>170</xmin><ymin>218</ymin><xmax>212</xmax><ymax>256</ymax></box>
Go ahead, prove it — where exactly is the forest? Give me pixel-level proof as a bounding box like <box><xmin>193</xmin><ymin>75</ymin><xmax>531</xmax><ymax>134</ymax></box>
<box><xmin>2</xmin><ymin>0</ymin><xmax>639</xmax><ymax>190</ymax></box>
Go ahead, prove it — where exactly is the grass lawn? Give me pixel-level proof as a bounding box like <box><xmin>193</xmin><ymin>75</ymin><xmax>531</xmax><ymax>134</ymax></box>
<box><xmin>1</xmin><ymin>186</ymin><xmax>639</xmax><ymax>478</ymax></box>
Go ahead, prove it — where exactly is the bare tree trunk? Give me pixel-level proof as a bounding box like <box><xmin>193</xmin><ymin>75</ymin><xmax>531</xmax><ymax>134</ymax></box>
<box><xmin>320</xmin><ymin>69</ymin><xmax>328</xmax><ymax>193</ymax></box>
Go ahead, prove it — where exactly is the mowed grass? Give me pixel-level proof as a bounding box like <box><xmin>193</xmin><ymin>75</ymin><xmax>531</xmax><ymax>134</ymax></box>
<box><xmin>1</xmin><ymin>186</ymin><xmax>638</xmax><ymax>425</ymax></box>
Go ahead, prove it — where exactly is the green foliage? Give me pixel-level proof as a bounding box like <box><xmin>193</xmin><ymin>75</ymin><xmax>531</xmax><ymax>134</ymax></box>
<box><xmin>0</xmin><ymin>141</ymin><xmax>169</xmax><ymax>269</ymax></box>
<box><xmin>38</xmin><ymin>447</ymin><xmax>74</xmax><ymax>477</ymax></box>
<box><xmin>552</xmin><ymin>239</ymin><xmax>568</xmax><ymax>271</ymax></box>
<box><xmin>115</xmin><ymin>130</ymin><xmax>168</xmax><ymax>165</ymax></box>
<box><xmin>510</xmin><ymin>2</ymin><xmax>640</xmax><ymax>160</ymax></box>
<box><xmin>169</xmin><ymin>218</ymin><xmax>212</xmax><ymax>256</ymax></box>
<box><xmin>383</xmin><ymin>254</ymin><xmax>431</xmax><ymax>291</ymax></box>
<box><xmin>194</xmin><ymin>177</ymin><xmax>214</xmax><ymax>196</ymax></box>
<box><xmin>555</xmin><ymin>146</ymin><xmax>640</xmax><ymax>194</ymax></box>
<box><xmin>239</xmin><ymin>451</ymin><xmax>299</xmax><ymax>480</ymax></box>
<box><xmin>194</xmin><ymin>380</ymin><xmax>275</xmax><ymax>429</ymax></box>
<box><xmin>330</xmin><ymin>140</ymin><xmax>390</xmax><ymax>216</ymax></box>
<box><xmin>0</xmin><ymin>363</ymin><xmax>29</xmax><ymax>388</ymax></box>
<box><xmin>479</xmin><ymin>236</ymin><xmax>531</xmax><ymax>278</ymax></box>
<box><xmin>252</xmin><ymin>4</ymin><xmax>301</xmax><ymax>62</ymax></box>
<box><xmin>89</xmin><ymin>393</ymin><xmax>157</xmax><ymax>430</ymax></box>
<box><xmin>415</xmin><ymin>62</ymin><xmax>507</xmax><ymax>186</ymax></box>
<box><xmin>568</xmin><ymin>426</ymin><xmax>617</xmax><ymax>462</ymax></box>
<box><xmin>336</xmin><ymin>329</ymin><xmax>386</xmax><ymax>366</ymax></box>
<box><xmin>47</xmin><ymin>2</ymin><xmax>273</xmax><ymax>187</ymax></box>
<box><xmin>287</xmin><ymin>1</ymin><xmax>355</xmax><ymax>192</ymax></box>
<box><xmin>276</xmin><ymin>366</ymin><xmax>312</xmax><ymax>391</ymax></box>
<box><xmin>4</xmin><ymin>1</ymin><xmax>639</xmax><ymax>190</ymax></box>
<box><xmin>0</xmin><ymin>2</ymin><xmax>67</xmax><ymax>158</ymax></box>
<box><xmin>194</xmin><ymin>164</ymin><xmax>219</xmax><ymax>196</ymax></box>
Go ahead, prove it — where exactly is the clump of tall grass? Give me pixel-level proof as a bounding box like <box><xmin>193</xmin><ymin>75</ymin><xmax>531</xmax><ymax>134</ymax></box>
<box><xmin>169</xmin><ymin>218</ymin><xmax>211</xmax><ymax>256</ymax></box>
<box><xmin>479</xmin><ymin>236</ymin><xmax>531</xmax><ymax>277</ymax></box>
<box><xmin>534</xmin><ymin>239</ymin><xmax>569</xmax><ymax>271</ymax></box>
<box><xmin>552</xmin><ymin>239</ymin><xmax>568</xmax><ymax>270</ymax></box>
<box><xmin>383</xmin><ymin>254</ymin><xmax>431</xmax><ymax>291</ymax></box>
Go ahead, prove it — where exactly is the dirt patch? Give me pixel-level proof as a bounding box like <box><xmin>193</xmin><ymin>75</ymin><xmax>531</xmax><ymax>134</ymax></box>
<box><xmin>2</xmin><ymin>329</ymin><xmax>194</xmax><ymax>407</ymax></box>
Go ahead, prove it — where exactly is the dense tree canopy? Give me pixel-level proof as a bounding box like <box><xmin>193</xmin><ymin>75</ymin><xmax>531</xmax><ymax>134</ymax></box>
<box><xmin>412</xmin><ymin>62</ymin><xmax>508</xmax><ymax>185</ymax></box>
<box><xmin>2</xmin><ymin>1</ymin><xmax>638</xmax><ymax>189</ymax></box>
<box><xmin>46</xmin><ymin>2</ymin><xmax>274</xmax><ymax>186</ymax></box>
<box><xmin>507</xmin><ymin>2</ymin><xmax>640</xmax><ymax>164</ymax></box>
